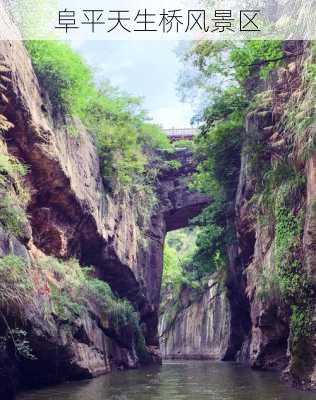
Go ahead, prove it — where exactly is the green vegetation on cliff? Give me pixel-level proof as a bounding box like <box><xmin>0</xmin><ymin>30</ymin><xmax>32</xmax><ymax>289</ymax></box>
<box><xmin>253</xmin><ymin>42</ymin><xmax>316</xmax><ymax>375</ymax></box>
<box><xmin>0</xmin><ymin>255</ymin><xmax>33</xmax><ymax>315</ymax></box>
<box><xmin>26</xmin><ymin>40</ymin><xmax>170</xmax><ymax>189</ymax></box>
<box><xmin>163</xmin><ymin>40</ymin><xmax>287</xmax><ymax>293</ymax></box>
<box><xmin>188</xmin><ymin>87</ymin><xmax>247</xmax><ymax>279</ymax></box>
<box><xmin>0</xmin><ymin>254</ymin><xmax>149</xmax><ymax>362</ymax></box>
<box><xmin>162</xmin><ymin>228</ymin><xmax>199</xmax><ymax>291</ymax></box>
<box><xmin>0</xmin><ymin>132</ymin><xmax>28</xmax><ymax>238</ymax></box>
<box><xmin>166</xmin><ymin>40</ymin><xmax>315</xmax><ymax>374</ymax></box>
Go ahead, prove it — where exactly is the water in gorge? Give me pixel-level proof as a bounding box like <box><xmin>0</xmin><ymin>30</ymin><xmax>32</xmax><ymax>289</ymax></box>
<box><xmin>18</xmin><ymin>361</ymin><xmax>316</xmax><ymax>400</ymax></box>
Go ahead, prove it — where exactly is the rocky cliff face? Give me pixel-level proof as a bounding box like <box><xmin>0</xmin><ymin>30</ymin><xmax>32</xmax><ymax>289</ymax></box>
<box><xmin>0</xmin><ymin>33</ymin><xmax>148</xmax><ymax>397</ymax></box>
<box><xmin>0</xmin><ymin>5</ymin><xmax>210</xmax><ymax>397</ymax></box>
<box><xmin>1</xmin><ymin>3</ymin><xmax>315</xmax><ymax>396</ymax></box>
<box><xmin>159</xmin><ymin>41</ymin><xmax>316</xmax><ymax>391</ymax></box>
<box><xmin>159</xmin><ymin>242</ymin><xmax>249</xmax><ymax>362</ymax></box>
<box><xmin>237</xmin><ymin>41</ymin><xmax>316</xmax><ymax>390</ymax></box>
<box><xmin>0</xmin><ymin>226</ymin><xmax>140</xmax><ymax>396</ymax></box>
<box><xmin>159</xmin><ymin>279</ymin><xmax>232</xmax><ymax>360</ymax></box>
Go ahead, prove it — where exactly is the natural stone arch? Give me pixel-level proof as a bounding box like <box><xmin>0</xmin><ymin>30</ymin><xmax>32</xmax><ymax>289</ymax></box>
<box><xmin>92</xmin><ymin>148</ymin><xmax>210</xmax><ymax>347</ymax></box>
<box><xmin>136</xmin><ymin>149</ymin><xmax>210</xmax><ymax>345</ymax></box>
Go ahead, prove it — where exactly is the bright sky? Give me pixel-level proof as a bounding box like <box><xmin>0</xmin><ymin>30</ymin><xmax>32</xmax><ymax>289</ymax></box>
<box><xmin>71</xmin><ymin>40</ymin><xmax>194</xmax><ymax>129</ymax></box>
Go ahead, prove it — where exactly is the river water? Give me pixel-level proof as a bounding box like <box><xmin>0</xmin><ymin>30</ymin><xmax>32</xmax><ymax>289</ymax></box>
<box><xmin>18</xmin><ymin>361</ymin><xmax>316</xmax><ymax>400</ymax></box>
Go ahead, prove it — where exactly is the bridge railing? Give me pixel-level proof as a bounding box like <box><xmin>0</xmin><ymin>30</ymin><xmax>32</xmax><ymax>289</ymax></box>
<box><xmin>162</xmin><ymin>128</ymin><xmax>199</xmax><ymax>142</ymax></box>
<box><xmin>163</xmin><ymin>128</ymin><xmax>198</xmax><ymax>138</ymax></box>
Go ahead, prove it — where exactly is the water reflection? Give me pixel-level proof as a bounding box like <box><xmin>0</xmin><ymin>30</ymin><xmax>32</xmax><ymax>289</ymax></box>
<box><xmin>18</xmin><ymin>361</ymin><xmax>316</xmax><ymax>400</ymax></box>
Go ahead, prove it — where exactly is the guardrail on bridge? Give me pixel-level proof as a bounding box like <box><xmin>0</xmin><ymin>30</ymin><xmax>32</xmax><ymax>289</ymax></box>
<box><xmin>163</xmin><ymin>128</ymin><xmax>198</xmax><ymax>141</ymax></box>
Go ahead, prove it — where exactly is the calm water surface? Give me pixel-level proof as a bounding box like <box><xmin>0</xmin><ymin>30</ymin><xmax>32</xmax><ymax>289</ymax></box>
<box><xmin>18</xmin><ymin>361</ymin><xmax>316</xmax><ymax>400</ymax></box>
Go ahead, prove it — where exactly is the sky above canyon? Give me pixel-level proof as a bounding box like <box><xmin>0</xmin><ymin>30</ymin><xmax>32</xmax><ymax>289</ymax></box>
<box><xmin>71</xmin><ymin>40</ymin><xmax>194</xmax><ymax>129</ymax></box>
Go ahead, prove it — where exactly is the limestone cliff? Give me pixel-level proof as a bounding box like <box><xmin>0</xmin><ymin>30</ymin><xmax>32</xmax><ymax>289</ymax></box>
<box><xmin>159</xmin><ymin>41</ymin><xmax>316</xmax><ymax>391</ymax></box>
<box><xmin>236</xmin><ymin>41</ymin><xmax>316</xmax><ymax>390</ymax></box>
<box><xmin>0</xmin><ymin>31</ymin><xmax>150</xmax><ymax>398</ymax></box>
<box><xmin>0</xmin><ymin>5</ymin><xmax>210</xmax><ymax>397</ymax></box>
<box><xmin>0</xmin><ymin>2</ymin><xmax>315</xmax><ymax>397</ymax></box>
<box><xmin>159</xmin><ymin>279</ymin><xmax>232</xmax><ymax>360</ymax></box>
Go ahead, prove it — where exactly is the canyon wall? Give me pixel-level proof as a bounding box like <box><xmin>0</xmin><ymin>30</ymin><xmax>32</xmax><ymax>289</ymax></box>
<box><xmin>237</xmin><ymin>41</ymin><xmax>316</xmax><ymax>390</ymax></box>
<box><xmin>159</xmin><ymin>279</ymin><xmax>232</xmax><ymax>360</ymax></box>
<box><xmin>0</xmin><ymin>5</ymin><xmax>209</xmax><ymax>397</ymax></box>
<box><xmin>159</xmin><ymin>41</ymin><xmax>316</xmax><ymax>391</ymax></box>
<box><xmin>0</xmin><ymin>3</ymin><xmax>315</xmax><ymax>397</ymax></box>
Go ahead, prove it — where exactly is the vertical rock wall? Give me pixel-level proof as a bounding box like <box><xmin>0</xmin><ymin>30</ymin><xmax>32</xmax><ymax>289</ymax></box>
<box><xmin>159</xmin><ymin>280</ymin><xmax>232</xmax><ymax>360</ymax></box>
<box><xmin>0</xmin><ymin>5</ymin><xmax>210</xmax><ymax>395</ymax></box>
<box><xmin>159</xmin><ymin>41</ymin><xmax>316</xmax><ymax>393</ymax></box>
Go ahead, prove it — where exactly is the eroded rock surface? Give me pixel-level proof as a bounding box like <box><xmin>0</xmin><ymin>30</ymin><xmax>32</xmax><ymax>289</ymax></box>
<box><xmin>236</xmin><ymin>42</ymin><xmax>316</xmax><ymax>389</ymax></box>
<box><xmin>158</xmin><ymin>41</ymin><xmax>316</xmax><ymax>393</ymax></box>
<box><xmin>159</xmin><ymin>279</ymin><xmax>232</xmax><ymax>360</ymax></box>
<box><xmin>0</xmin><ymin>4</ymin><xmax>210</xmax><ymax>394</ymax></box>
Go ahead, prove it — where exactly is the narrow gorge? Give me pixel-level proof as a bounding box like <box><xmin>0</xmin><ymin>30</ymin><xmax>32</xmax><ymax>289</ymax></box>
<box><xmin>0</xmin><ymin>2</ymin><xmax>315</xmax><ymax>400</ymax></box>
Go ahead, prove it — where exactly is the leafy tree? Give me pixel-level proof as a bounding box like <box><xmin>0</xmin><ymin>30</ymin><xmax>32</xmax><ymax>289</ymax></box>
<box><xmin>174</xmin><ymin>40</ymin><xmax>282</xmax><ymax>281</ymax></box>
<box><xmin>162</xmin><ymin>243</ymin><xmax>182</xmax><ymax>288</ymax></box>
<box><xmin>185</xmin><ymin>87</ymin><xmax>247</xmax><ymax>280</ymax></box>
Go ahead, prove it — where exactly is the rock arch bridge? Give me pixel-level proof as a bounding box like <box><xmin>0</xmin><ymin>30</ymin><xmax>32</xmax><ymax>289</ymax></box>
<box><xmin>92</xmin><ymin>147</ymin><xmax>210</xmax><ymax>347</ymax></box>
